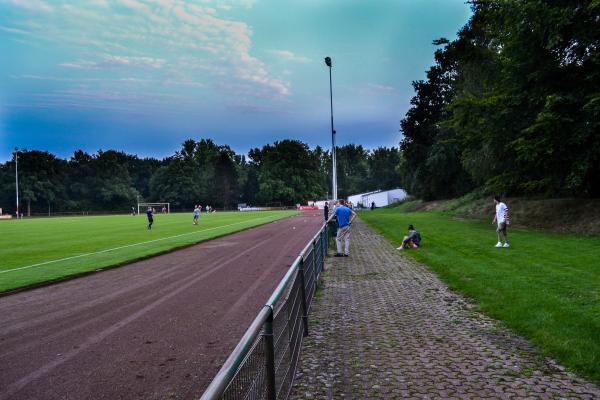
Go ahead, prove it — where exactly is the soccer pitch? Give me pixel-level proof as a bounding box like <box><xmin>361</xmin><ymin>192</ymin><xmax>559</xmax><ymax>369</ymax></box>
<box><xmin>0</xmin><ymin>210</ymin><xmax>297</xmax><ymax>293</ymax></box>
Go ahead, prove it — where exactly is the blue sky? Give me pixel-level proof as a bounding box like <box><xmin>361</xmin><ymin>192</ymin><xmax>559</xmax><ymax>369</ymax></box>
<box><xmin>0</xmin><ymin>0</ymin><xmax>472</xmax><ymax>161</ymax></box>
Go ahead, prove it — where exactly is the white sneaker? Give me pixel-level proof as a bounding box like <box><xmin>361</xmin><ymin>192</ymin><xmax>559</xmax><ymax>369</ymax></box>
<box><xmin>503</xmin><ymin>243</ymin><xmax>510</xmax><ymax>248</ymax></box>
<box><xmin>495</xmin><ymin>242</ymin><xmax>503</xmax><ymax>248</ymax></box>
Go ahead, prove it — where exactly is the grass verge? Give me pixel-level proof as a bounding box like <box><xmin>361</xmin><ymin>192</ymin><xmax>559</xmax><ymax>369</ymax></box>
<box><xmin>360</xmin><ymin>208</ymin><xmax>600</xmax><ymax>383</ymax></box>
<box><xmin>0</xmin><ymin>210</ymin><xmax>297</xmax><ymax>293</ymax></box>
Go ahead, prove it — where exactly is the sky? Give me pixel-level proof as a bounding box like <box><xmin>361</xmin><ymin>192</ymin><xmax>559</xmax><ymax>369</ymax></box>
<box><xmin>0</xmin><ymin>0</ymin><xmax>472</xmax><ymax>161</ymax></box>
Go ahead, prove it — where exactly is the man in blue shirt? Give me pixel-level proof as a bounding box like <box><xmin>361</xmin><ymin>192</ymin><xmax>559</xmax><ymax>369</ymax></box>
<box><xmin>327</xmin><ymin>199</ymin><xmax>357</xmax><ymax>257</ymax></box>
<box><xmin>146</xmin><ymin>207</ymin><xmax>154</xmax><ymax>230</ymax></box>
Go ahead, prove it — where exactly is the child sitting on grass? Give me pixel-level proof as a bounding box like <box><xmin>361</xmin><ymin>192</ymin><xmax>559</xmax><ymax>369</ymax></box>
<box><xmin>397</xmin><ymin>224</ymin><xmax>421</xmax><ymax>250</ymax></box>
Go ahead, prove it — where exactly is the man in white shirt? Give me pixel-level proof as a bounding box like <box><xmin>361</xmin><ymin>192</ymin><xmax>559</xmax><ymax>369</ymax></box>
<box><xmin>492</xmin><ymin>195</ymin><xmax>510</xmax><ymax>248</ymax></box>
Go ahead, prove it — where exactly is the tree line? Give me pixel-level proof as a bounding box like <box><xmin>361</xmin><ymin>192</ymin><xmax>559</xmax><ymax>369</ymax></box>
<box><xmin>399</xmin><ymin>0</ymin><xmax>599</xmax><ymax>200</ymax></box>
<box><xmin>0</xmin><ymin>140</ymin><xmax>401</xmax><ymax>215</ymax></box>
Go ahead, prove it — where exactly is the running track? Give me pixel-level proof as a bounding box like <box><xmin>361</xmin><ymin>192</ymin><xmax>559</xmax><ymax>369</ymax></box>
<box><xmin>0</xmin><ymin>212</ymin><xmax>323</xmax><ymax>400</ymax></box>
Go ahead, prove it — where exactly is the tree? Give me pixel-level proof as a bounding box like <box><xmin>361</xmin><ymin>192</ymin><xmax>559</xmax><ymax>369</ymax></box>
<box><xmin>14</xmin><ymin>150</ymin><xmax>67</xmax><ymax>215</ymax></box>
<box><xmin>367</xmin><ymin>147</ymin><xmax>401</xmax><ymax>192</ymax></box>
<box><xmin>399</xmin><ymin>1</ymin><xmax>599</xmax><ymax>199</ymax></box>
<box><xmin>335</xmin><ymin>144</ymin><xmax>370</xmax><ymax>198</ymax></box>
<box><xmin>251</xmin><ymin>140</ymin><xmax>327</xmax><ymax>205</ymax></box>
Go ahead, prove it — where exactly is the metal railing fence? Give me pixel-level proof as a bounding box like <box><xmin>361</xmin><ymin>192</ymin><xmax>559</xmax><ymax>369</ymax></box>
<box><xmin>200</xmin><ymin>224</ymin><xmax>331</xmax><ymax>400</ymax></box>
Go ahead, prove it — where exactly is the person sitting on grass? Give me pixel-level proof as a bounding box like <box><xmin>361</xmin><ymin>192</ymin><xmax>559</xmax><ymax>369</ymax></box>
<box><xmin>397</xmin><ymin>224</ymin><xmax>421</xmax><ymax>250</ymax></box>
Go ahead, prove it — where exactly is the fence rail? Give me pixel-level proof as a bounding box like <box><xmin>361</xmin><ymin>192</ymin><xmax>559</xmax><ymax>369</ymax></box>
<box><xmin>200</xmin><ymin>224</ymin><xmax>331</xmax><ymax>400</ymax></box>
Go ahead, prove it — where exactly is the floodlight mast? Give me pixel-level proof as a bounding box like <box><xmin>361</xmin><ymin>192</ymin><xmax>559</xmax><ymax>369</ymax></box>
<box><xmin>324</xmin><ymin>56</ymin><xmax>337</xmax><ymax>201</ymax></box>
<box><xmin>14</xmin><ymin>148</ymin><xmax>19</xmax><ymax>218</ymax></box>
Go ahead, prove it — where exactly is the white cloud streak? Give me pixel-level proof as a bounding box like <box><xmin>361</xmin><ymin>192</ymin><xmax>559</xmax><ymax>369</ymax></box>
<box><xmin>3</xmin><ymin>0</ymin><xmax>289</xmax><ymax>109</ymax></box>
<box><xmin>268</xmin><ymin>49</ymin><xmax>311</xmax><ymax>64</ymax></box>
<box><xmin>9</xmin><ymin>0</ymin><xmax>53</xmax><ymax>13</ymax></box>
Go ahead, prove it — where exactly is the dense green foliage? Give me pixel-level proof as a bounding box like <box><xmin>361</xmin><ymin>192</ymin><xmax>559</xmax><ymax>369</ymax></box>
<box><xmin>361</xmin><ymin>208</ymin><xmax>600</xmax><ymax>383</ymax></box>
<box><xmin>0</xmin><ymin>210</ymin><xmax>295</xmax><ymax>292</ymax></box>
<box><xmin>400</xmin><ymin>1</ymin><xmax>600</xmax><ymax>200</ymax></box>
<box><xmin>0</xmin><ymin>141</ymin><xmax>401</xmax><ymax>214</ymax></box>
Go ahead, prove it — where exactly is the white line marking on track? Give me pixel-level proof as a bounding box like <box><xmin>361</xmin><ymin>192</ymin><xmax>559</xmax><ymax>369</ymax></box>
<box><xmin>0</xmin><ymin>217</ymin><xmax>274</xmax><ymax>274</ymax></box>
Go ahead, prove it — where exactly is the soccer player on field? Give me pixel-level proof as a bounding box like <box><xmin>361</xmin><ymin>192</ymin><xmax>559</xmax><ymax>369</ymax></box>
<box><xmin>193</xmin><ymin>205</ymin><xmax>200</xmax><ymax>225</ymax></box>
<box><xmin>146</xmin><ymin>207</ymin><xmax>154</xmax><ymax>230</ymax></box>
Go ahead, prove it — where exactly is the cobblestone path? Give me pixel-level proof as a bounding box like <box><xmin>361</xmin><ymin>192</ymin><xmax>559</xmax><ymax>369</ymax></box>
<box><xmin>291</xmin><ymin>220</ymin><xmax>600</xmax><ymax>399</ymax></box>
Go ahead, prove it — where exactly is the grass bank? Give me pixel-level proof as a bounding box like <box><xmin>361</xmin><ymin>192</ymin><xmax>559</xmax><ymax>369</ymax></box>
<box><xmin>0</xmin><ymin>210</ymin><xmax>296</xmax><ymax>293</ymax></box>
<box><xmin>360</xmin><ymin>207</ymin><xmax>600</xmax><ymax>383</ymax></box>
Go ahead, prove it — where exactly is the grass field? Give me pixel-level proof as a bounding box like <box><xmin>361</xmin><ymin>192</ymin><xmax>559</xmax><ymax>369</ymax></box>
<box><xmin>0</xmin><ymin>210</ymin><xmax>297</xmax><ymax>293</ymax></box>
<box><xmin>360</xmin><ymin>207</ymin><xmax>600</xmax><ymax>383</ymax></box>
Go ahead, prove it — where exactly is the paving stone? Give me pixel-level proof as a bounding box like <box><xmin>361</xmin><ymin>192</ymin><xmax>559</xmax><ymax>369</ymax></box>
<box><xmin>290</xmin><ymin>220</ymin><xmax>600</xmax><ymax>399</ymax></box>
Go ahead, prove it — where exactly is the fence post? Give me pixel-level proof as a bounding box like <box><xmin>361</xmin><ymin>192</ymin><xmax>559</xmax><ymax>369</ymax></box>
<box><xmin>264</xmin><ymin>309</ymin><xmax>277</xmax><ymax>400</ymax></box>
<box><xmin>321</xmin><ymin>228</ymin><xmax>327</xmax><ymax>272</ymax></box>
<box><xmin>312</xmin><ymin>240</ymin><xmax>317</xmax><ymax>276</ymax></box>
<box><xmin>298</xmin><ymin>258</ymin><xmax>309</xmax><ymax>337</ymax></box>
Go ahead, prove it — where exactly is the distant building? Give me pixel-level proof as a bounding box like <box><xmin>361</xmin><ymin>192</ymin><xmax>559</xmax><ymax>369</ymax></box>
<box><xmin>347</xmin><ymin>188</ymin><xmax>408</xmax><ymax>209</ymax></box>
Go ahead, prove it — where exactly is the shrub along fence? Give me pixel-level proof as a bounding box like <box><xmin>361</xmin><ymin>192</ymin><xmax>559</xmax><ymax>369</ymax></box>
<box><xmin>200</xmin><ymin>223</ymin><xmax>331</xmax><ymax>400</ymax></box>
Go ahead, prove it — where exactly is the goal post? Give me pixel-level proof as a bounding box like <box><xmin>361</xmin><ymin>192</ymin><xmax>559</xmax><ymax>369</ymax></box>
<box><xmin>137</xmin><ymin>202</ymin><xmax>170</xmax><ymax>215</ymax></box>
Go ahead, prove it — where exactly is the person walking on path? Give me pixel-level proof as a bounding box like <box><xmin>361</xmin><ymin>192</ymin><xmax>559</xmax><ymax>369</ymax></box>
<box><xmin>324</xmin><ymin>202</ymin><xmax>329</xmax><ymax>222</ymax></box>
<box><xmin>146</xmin><ymin>207</ymin><xmax>154</xmax><ymax>230</ymax></box>
<box><xmin>193</xmin><ymin>205</ymin><xmax>200</xmax><ymax>225</ymax></box>
<box><xmin>371</xmin><ymin>201</ymin><xmax>375</xmax><ymax>211</ymax></box>
<box><xmin>493</xmin><ymin>195</ymin><xmax>510</xmax><ymax>247</ymax></box>
<box><xmin>327</xmin><ymin>199</ymin><xmax>357</xmax><ymax>257</ymax></box>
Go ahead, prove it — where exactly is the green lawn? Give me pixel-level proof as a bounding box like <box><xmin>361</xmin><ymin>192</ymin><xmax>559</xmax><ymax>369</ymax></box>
<box><xmin>0</xmin><ymin>210</ymin><xmax>296</xmax><ymax>293</ymax></box>
<box><xmin>360</xmin><ymin>208</ymin><xmax>600</xmax><ymax>383</ymax></box>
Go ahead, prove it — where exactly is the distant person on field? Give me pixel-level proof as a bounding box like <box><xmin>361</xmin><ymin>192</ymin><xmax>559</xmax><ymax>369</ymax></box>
<box><xmin>324</xmin><ymin>201</ymin><xmax>329</xmax><ymax>222</ymax></box>
<box><xmin>146</xmin><ymin>207</ymin><xmax>154</xmax><ymax>230</ymax></box>
<box><xmin>206</xmin><ymin>205</ymin><xmax>210</xmax><ymax>214</ymax></box>
<box><xmin>193</xmin><ymin>205</ymin><xmax>200</xmax><ymax>225</ymax></box>
<box><xmin>397</xmin><ymin>224</ymin><xmax>421</xmax><ymax>250</ymax></box>
<box><xmin>371</xmin><ymin>201</ymin><xmax>375</xmax><ymax>211</ymax></box>
<box><xmin>327</xmin><ymin>199</ymin><xmax>357</xmax><ymax>257</ymax></box>
<box><xmin>131</xmin><ymin>206</ymin><xmax>136</xmax><ymax>216</ymax></box>
<box><xmin>493</xmin><ymin>195</ymin><xmax>510</xmax><ymax>248</ymax></box>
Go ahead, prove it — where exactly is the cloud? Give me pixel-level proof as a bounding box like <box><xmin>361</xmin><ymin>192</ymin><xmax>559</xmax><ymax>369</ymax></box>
<box><xmin>0</xmin><ymin>25</ymin><xmax>31</xmax><ymax>35</ymax></box>
<box><xmin>4</xmin><ymin>0</ymin><xmax>289</xmax><ymax>104</ymax></box>
<box><xmin>366</xmin><ymin>83</ymin><xmax>396</xmax><ymax>92</ymax></box>
<box><xmin>103</xmin><ymin>55</ymin><xmax>166</xmax><ymax>69</ymax></box>
<box><xmin>9</xmin><ymin>0</ymin><xmax>53</xmax><ymax>13</ymax></box>
<box><xmin>59</xmin><ymin>60</ymin><xmax>99</xmax><ymax>69</ymax></box>
<box><xmin>268</xmin><ymin>50</ymin><xmax>311</xmax><ymax>64</ymax></box>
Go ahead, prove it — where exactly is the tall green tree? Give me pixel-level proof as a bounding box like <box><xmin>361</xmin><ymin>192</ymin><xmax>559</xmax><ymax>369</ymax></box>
<box><xmin>15</xmin><ymin>150</ymin><xmax>67</xmax><ymax>215</ymax></box>
<box><xmin>251</xmin><ymin>140</ymin><xmax>327</xmax><ymax>205</ymax></box>
<box><xmin>400</xmin><ymin>0</ymin><xmax>599</xmax><ymax>199</ymax></box>
<box><xmin>335</xmin><ymin>144</ymin><xmax>370</xmax><ymax>198</ymax></box>
<box><xmin>367</xmin><ymin>147</ymin><xmax>402</xmax><ymax>191</ymax></box>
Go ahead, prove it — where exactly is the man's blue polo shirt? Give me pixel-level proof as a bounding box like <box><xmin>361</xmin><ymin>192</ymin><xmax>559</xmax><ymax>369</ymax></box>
<box><xmin>335</xmin><ymin>205</ymin><xmax>352</xmax><ymax>228</ymax></box>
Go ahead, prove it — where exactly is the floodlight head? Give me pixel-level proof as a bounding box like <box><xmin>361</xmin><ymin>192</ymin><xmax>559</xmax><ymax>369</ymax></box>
<box><xmin>324</xmin><ymin>57</ymin><xmax>332</xmax><ymax>67</ymax></box>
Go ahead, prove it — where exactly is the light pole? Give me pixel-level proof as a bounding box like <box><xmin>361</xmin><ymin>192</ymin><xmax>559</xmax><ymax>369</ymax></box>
<box><xmin>14</xmin><ymin>148</ymin><xmax>19</xmax><ymax>218</ymax></box>
<box><xmin>324</xmin><ymin>56</ymin><xmax>337</xmax><ymax>201</ymax></box>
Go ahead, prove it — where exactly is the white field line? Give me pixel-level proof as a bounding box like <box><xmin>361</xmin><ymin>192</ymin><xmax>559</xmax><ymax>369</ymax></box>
<box><xmin>0</xmin><ymin>216</ymin><xmax>274</xmax><ymax>275</ymax></box>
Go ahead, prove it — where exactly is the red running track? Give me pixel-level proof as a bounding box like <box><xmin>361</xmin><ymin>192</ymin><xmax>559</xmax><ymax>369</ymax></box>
<box><xmin>0</xmin><ymin>212</ymin><xmax>324</xmax><ymax>400</ymax></box>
